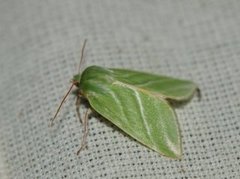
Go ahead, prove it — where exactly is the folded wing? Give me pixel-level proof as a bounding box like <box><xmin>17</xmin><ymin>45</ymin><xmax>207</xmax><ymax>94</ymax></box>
<box><xmin>87</xmin><ymin>81</ymin><xmax>182</xmax><ymax>159</ymax></box>
<box><xmin>111</xmin><ymin>68</ymin><xmax>198</xmax><ymax>101</ymax></box>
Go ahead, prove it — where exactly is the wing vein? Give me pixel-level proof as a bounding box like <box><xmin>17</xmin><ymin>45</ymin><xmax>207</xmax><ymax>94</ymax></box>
<box><xmin>134</xmin><ymin>91</ymin><xmax>156</xmax><ymax>147</ymax></box>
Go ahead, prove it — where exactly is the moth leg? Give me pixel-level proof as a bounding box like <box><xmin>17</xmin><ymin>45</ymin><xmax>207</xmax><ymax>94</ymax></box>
<box><xmin>75</xmin><ymin>95</ymin><xmax>82</xmax><ymax>123</ymax></box>
<box><xmin>77</xmin><ymin>108</ymin><xmax>90</xmax><ymax>155</ymax></box>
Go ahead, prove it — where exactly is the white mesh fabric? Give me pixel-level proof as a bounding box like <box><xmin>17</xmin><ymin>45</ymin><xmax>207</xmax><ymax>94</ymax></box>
<box><xmin>0</xmin><ymin>1</ymin><xmax>239</xmax><ymax>178</ymax></box>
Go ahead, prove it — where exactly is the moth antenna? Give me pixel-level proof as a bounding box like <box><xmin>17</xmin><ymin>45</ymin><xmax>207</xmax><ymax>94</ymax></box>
<box><xmin>50</xmin><ymin>83</ymin><xmax>75</xmax><ymax>126</ymax></box>
<box><xmin>78</xmin><ymin>39</ymin><xmax>87</xmax><ymax>73</ymax></box>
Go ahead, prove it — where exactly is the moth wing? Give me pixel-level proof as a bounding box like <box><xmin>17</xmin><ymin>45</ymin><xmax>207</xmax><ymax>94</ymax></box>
<box><xmin>87</xmin><ymin>81</ymin><xmax>182</xmax><ymax>159</ymax></box>
<box><xmin>111</xmin><ymin>68</ymin><xmax>198</xmax><ymax>101</ymax></box>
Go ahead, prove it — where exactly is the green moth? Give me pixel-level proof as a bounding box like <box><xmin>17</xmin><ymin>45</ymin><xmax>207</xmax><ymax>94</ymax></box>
<box><xmin>51</xmin><ymin>40</ymin><xmax>199</xmax><ymax>159</ymax></box>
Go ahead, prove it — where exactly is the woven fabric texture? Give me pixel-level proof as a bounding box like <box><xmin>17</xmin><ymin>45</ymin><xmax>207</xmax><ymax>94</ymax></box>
<box><xmin>0</xmin><ymin>1</ymin><xmax>240</xmax><ymax>178</ymax></box>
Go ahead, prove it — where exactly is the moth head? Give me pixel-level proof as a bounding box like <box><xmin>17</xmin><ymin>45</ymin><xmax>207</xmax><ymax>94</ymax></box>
<box><xmin>72</xmin><ymin>74</ymin><xmax>81</xmax><ymax>87</ymax></box>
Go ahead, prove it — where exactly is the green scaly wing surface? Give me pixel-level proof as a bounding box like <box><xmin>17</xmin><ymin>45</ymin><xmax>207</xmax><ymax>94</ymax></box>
<box><xmin>79</xmin><ymin>66</ymin><xmax>197</xmax><ymax>158</ymax></box>
<box><xmin>111</xmin><ymin>68</ymin><xmax>198</xmax><ymax>101</ymax></box>
<box><xmin>86</xmin><ymin>81</ymin><xmax>181</xmax><ymax>159</ymax></box>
